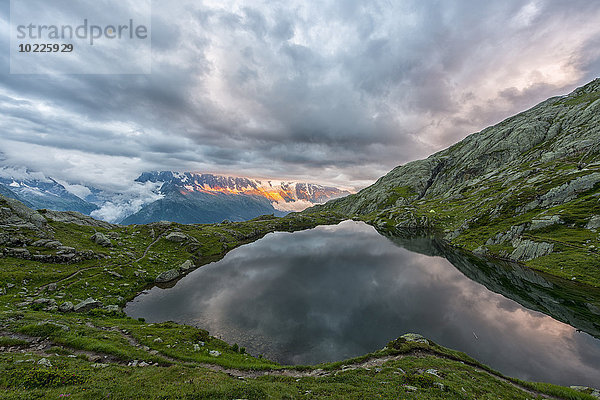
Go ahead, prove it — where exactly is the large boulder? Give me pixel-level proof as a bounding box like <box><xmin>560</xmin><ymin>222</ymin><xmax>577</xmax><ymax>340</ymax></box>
<box><xmin>91</xmin><ymin>232</ymin><xmax>112</xmax><ymax>247</ymax></box>
<box><xmin>165</xmin><ymin>232</ymin><xmax>188</xmax><ymax>243</ymax></box>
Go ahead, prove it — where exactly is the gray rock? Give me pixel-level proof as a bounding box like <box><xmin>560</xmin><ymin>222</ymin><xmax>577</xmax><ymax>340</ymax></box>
<box><xmin>57</xmin><ymin>246</ymin><xmax>76</xmax><ymax>253</ymax></box>
<box><xmin>155</xmin><ymin>268</ymin><xmax>181</xmax><ymax>283</ymax></box>
<box><xmin>165</xmin><ymin>232</ymin><xmax>188</xmax><ymax>242</ymax></box>
<box><xmin>33</xmin><ymin>298</ymin><xmax>56</xmax><ymax>306</ymax></box>
<box><xmin>178</xmin><ymin>260</ymin><xmax>194</xmax><ymax>272</ymax></box>
<box><xmin>209</xmin><ymin>350</ymin><xmax>221</xmax><ymax>357</ymax></box>
<box><xmin>5</xmin><ymin>248</ymin><xmax>31</xmax><ymax>258</ymax></box>
<box><xmin>586</xmin><ymin>215</ymin><xmax>600</xmax><ymax>230</ymax></box>
<box><xmin>400</xmin><ymin>333</ymin><xmax>429</xmax><ymax>345</ymax></box>
<box><xmin>426</xmin><ymin>369</ymin><xmax>442</xmax><ymax>378</ymax></box>
<box><xmin>58</xmin><ymin>301</ymin><xmax>74</xmax><ymax>312</ymax></box>
<box><xmin>485</xmin><ymin>225</ymin><xmax>525</xmax><ymax>246</ymax></box>
<box><xmin>91</xmin><ymin>232</ymin><xmax>112</xmax><ymax>247</ymax></box>
<box><xmin>42</xmin><ymin>209</ymin><xmax>116</xmax><ymax>229</ymax></box>
<box><xmin>528</xmin><ymin>215</ymin><xmax>562</xmax><ymax>231</ymax></box>
<box><xmin>105</xmin><ymin>305</ymin><xmax>120</xmax><ymax>312</ymax></box>
<box><xmin>0</xmin><ymin>196</ymin><xmax>47</xmax><ymax>229</ymax></box>
<box><xmin>74</xmin><ymin>297</ymin><xmax>103</xmax><ymax>312</ymax></box>
<box><xmin>510</xmin><ymin>239</ymin><xmax>554</xmax><ymax>261</ymax></box>
<box><xmin>44</xmin><ymin>241</ymin><xmax>63</xmax><ymax>249</ymax></box>
<box><xmin>46</xmin><ymin>283</ymin><xmax>57</xmax><ymax>292</ymax></box>
<box><xmin>37</xmin><ymin>358</ymin><xmax>52</xmax><ymax>367</ymax></box>
<box><xmin>473</xmin><ymin>246</ymin><xmax>488</xmax><ymax>255</ymax></box>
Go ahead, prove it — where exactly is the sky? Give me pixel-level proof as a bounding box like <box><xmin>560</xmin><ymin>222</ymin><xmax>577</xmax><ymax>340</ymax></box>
<box><xmin>1</xmin><ymin>0</ymin><xmax>600</xmax><ymax>193</ymax></box>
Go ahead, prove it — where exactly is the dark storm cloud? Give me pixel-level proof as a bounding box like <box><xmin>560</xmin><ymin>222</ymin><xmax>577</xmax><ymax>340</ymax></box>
<box><xmin>1</xmin><ymin>0</ymin><xmax>600</xmax><ymax>189</ymax></box>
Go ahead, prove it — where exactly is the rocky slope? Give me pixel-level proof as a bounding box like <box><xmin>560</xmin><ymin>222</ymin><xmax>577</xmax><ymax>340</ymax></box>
<box><xmin>319</xmin><ymin>78</ymin><xmax>600</xmax><ymax>287</ymax></box>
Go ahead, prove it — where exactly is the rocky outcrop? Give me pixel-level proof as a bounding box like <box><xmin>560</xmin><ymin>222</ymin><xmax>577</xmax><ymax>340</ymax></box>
<box><xmin>0</xmin><ymin>195</ymin><xmax>48</xmax><ymax>230</ymax></box>
<box><xmin>528</xmin><ymin>215</ymin><xmax>562</xmax><ymax>231</ymax></box>
<box><xmin>510</xmin><ymin>239</ymin><xmax>554</xmax><ymax>261</ymax></box>
<box><xmin>485</xmin><ymin>225</ymin><xmax>525</xmax><ymax>245</ymax></box>
<box><xmin>41</xmin><ymin>209</ymin><xmax>116</xmax><ymax>229</ymax></box>
<box><xmin>523</xmin><ymin>173</ymin><xmax>600</xmax><ymax>212</ymax></box>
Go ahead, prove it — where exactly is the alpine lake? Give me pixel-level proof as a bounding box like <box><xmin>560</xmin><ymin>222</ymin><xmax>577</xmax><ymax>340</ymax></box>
<box><xmin>126</xmin><ymin>221</ymin><xmax>600</xmax><ymax>387</ymax></box>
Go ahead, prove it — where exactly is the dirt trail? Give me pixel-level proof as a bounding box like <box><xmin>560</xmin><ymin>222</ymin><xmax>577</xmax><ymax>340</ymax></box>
<box><xmin>135</xmin><ymin>232</ymin><xmax>167</xmax><ymax>263</ymax></box>
<box><xmin>36</xmin><ymin>266</ymin><xmax>102</xmax><ymax>294</ymax></box>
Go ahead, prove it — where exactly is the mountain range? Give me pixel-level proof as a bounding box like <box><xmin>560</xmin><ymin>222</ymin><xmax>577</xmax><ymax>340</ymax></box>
<box><xmin>122</xmin><ymin>172</ymin><xmax>350</xmax><ymax>224</ymax></box>
<box><xmin>0</xmin><ymin>171</ymin><xmax>350</xmax><ymax>224</ymax></box>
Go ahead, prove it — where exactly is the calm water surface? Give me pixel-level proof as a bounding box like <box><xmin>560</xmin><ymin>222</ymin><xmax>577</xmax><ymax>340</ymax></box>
<box><xmin>126</xmin><ymin>221</ymin><xmax>600</xmax><ymax>386</ymax></box>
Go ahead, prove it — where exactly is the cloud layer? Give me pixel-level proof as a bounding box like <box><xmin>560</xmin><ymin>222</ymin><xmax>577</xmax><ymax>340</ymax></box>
<box><xmin>1</xmin><ymin>0</ymin><xmax>600</xmax><ymax>190</ymax></box>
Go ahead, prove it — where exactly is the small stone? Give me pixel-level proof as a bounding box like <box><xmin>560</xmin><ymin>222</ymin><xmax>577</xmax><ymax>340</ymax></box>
<box><xmin>46</xmin><ymin>283</ymin><xmax>57</xmax><ymax>292</ymax></box>
<box><xmin>193</xmin><ymin>344</ymin><xmax>201</xmax><ymax>352</ymax></box>
<box><xmin>404</xmin><ymin>385</ymin><xmax>418</xmax><ymax>392</ymax></box>
<box><xmin>59</xmin><ymin>301</ymin><xmax>74</xmax><ymax>312</ymax></box>
<box><xmin>426</xmin><ymin>369</ymin><xmax>441</xmax><ymax>378</ymax></box>
<box><xmin>153</xmin><ymin>338</ymin><xmax>163</xmax><ymax>343</ymax></box>
<box><xmin>37</xmin><ymin>358</ymin><xmax>52</xmax><ymax>367</ymax></box>
<box><xmin>209</xmin><ymin>350</ymin><xmax>221</xmax><ymax>357</ymax></box>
